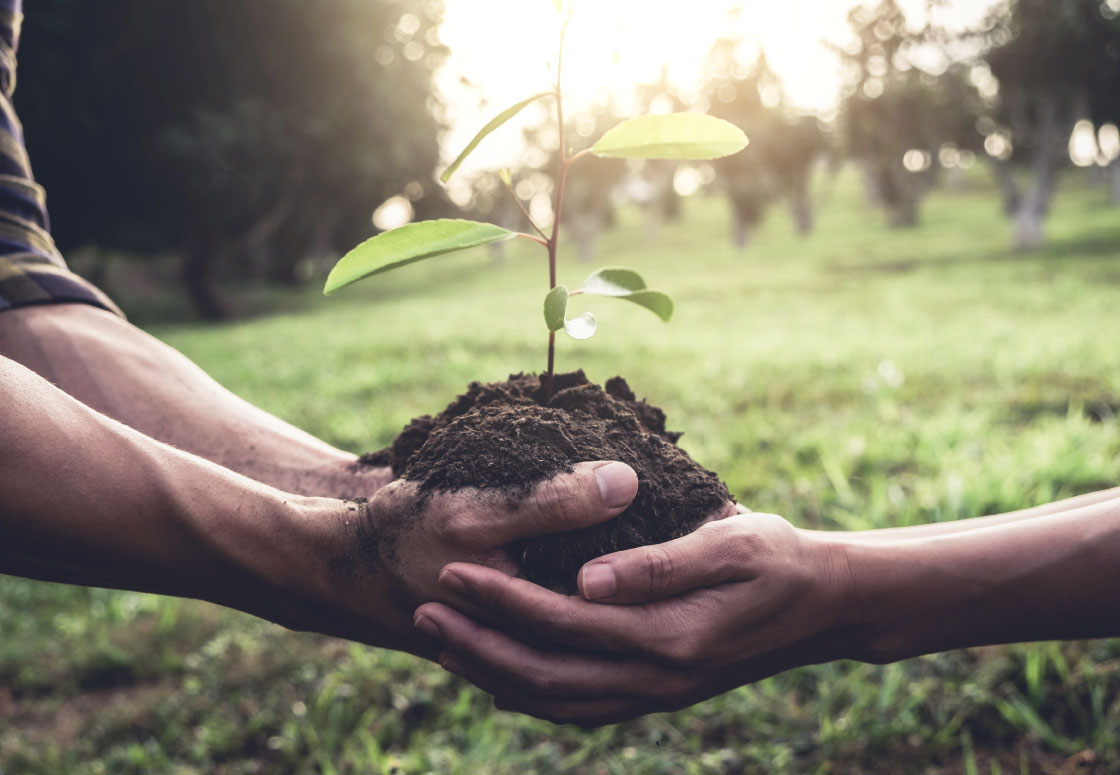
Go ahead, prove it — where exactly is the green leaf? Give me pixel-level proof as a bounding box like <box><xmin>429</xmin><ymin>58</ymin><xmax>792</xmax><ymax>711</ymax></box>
<box><xmin>580</xmin><ymin>266</ymin><xmax>674</xmax><ymax>321</ymax></box>
<box><xmin>499</xmin><ymin>167</ymin><xmax>513</xmax><ymax>187</ymax></box>
<box><xmin>324</xmin><ymin>219</ymin><xmax>513</xmax><ymax>295</ymax></box>
<box><xmin>564</xmin><ymin>312</ymin><xmax>597</xmax><ymax>339</ymax></box>
<box><xmin>581</xmin><ymin>267</ymin><xmax>648</xmax><ymax>295</ymax></box>
<box><xmin>440</xmin><ymin>93</ymin><xmax>552</xmax><ymax>183</ymax></box>
<box><xmin>591</xmin><ymin>113</ymin><xmax>748</xmax><ymax>160</ymax></box>
<box><xmin>543</xmin><ymin>285</ymin><xmax>568</xmax><ymax>331</ymax></box>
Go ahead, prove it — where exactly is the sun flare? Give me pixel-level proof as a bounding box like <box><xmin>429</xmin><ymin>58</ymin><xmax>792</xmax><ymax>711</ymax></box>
<box><xmin>435</xmin><ymin>0</ymin><xmax>997</xmax><ymax>176</ymax></box>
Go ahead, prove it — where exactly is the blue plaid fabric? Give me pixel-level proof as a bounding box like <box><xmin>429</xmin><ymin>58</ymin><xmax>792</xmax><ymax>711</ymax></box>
<box><xmin>0</xmin><ymin>0</ymin><xmax>122</xmax><ymax>316</ymax></box>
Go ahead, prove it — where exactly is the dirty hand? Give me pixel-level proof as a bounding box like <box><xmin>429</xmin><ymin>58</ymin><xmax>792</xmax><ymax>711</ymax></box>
<box><xmin>297</xmin><ymin>461</ymin><xmax>639</xmax><ymax>660</ymax></box>
<box><xmin>413</xmin><ymin>511</ymin><xmax>856</xmax><ymax>726</ymax></box>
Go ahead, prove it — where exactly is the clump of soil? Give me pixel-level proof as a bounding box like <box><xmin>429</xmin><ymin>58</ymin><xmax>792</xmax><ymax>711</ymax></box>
<box><xmin>361</xmin><ymin>371</ymin><xmax>731</xmax><ymax>593</ymax></box>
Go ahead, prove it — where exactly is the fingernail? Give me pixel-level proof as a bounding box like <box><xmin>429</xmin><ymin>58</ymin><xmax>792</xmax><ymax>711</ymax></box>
<box><xmin>440</xmin><ymin>653</ymin><xmax>465</xmax><ymax>677</ymax></box>
<box><xmin>594</xmin><ymin>462</ymin><xmax>637</xmax><ymax>509</ymax></box>
<box><xmin>581</xmin><ymin>563</ymin><xmax>617</xmax><ymax>600</ymax></box>
<box><xmin>414</xmin><ymin>613</ymin><xmax>442</xmax><ymax>640</ymax></box>
<box><xmin>439</xmin><ymin>568</ymin><xmax>467</xmax><ymax>595</ymax></box>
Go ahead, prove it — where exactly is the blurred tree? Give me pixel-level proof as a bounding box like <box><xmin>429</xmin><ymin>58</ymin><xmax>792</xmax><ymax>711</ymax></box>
<box><xmin>559</xmin><ymin>137</ymin><xmax>626</xmax><ymax>262</ymax></box>
<box><xmin>703</xmin><ymin>40</ymin><xmax>829</xmax><ymax>247</ymax></box>
<box><xmin>976</xmin><ymin>0</ymin><xmax>1120</xmax><ymax>247</ymax></box>
<box><xmin>835</xmin><ymin>0</ymin><xmax>965</xmax><ymax>229</ymax></box>
<box><xmin>1087</xmin><ymin>14</ymin><xmax>1120</xmax><ymax>204</ymax></box>
<box><xmin>18</xmin><ymin>0</ymin><xmax>447</xmax><ymax>319</ymax></box>
<box><xmin>634</xmin><ymin>71</ymin><xmax>688</xmax><ymax>230</ymax></box>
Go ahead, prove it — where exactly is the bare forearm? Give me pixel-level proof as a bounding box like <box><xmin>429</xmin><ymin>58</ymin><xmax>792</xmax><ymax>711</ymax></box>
<box><xmin>840</xmin><ymin>499</ymin><xmax>1120</xmax><ymax>662</ymax></box>
<box><xmin>0</xmin><ymin>355</ymin><xmax>339</xmax><ymax>626</ymax></box>
<box><xmin>0</xmin><ymin>305</ymin><xmax>389</xmax><ymax>497</ymax></box>
<box><xmin>818</xmin><ymin>486</ymin><xmax>1120</xmax><ymax>544</ymax></box>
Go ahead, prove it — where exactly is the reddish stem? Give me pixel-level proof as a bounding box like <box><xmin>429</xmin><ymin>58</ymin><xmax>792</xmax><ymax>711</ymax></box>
<box><xmin>544</xmin><ymin>11</ymin><xmax>572</xmax><ymax>403</ymax></box>
<box><xmin>514</xmin><ymin>232</ymin><xmax>549</xmax><ymax>247</ymax></box>
<box><xmin>506</xmin><ymin>185</ymin><xmax>549</xmax><ymax>240</ymax></box>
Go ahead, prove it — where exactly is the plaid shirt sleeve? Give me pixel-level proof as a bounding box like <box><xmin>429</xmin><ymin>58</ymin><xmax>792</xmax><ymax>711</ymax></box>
<box><xmin>0</xmin><ymin>0</ymin><xmax>123</xmax><ymax>317</ymax></box>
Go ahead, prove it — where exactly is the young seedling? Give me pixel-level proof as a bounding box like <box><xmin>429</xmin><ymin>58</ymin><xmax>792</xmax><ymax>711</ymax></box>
<box><xmin>324</xmin><ymin>6</ymin><xmax>747</xmax><ymax>399</ymax></box>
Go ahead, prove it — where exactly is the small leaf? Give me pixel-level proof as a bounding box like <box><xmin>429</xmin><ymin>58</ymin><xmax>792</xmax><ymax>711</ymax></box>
<box><xmin>543</xmin><ymin>285</ymin><xmax>568</xmax><ymax>331</ymax></box>
<box><xmin>580</xmin><ymin>266</ymin><xmax>674</xmax><ymax>321</ymax></box>
<box><xmin>324</xmin><ymin>219</ymin><xmax>512</xmax><ymax>295</ymax></box>
<box><xmin>591</xmin><ymin>113</ymin><xmax>748</xmax><ymax>160</ymax></box>
<box><xmin>581</xmin><ymin>267</ymin><xmax>648</xmax><ymax>295</ymax></box>
<box><xmin>615</xmin><ymin>289</ymin><xmax>674</xmax><ymax>321</ymax></box>
<box><xmin>564</xmin><ymin>312</ymin><xmax>597</xmax><ymax>339</ymax></box>
<box><xmin>499</xmin><ymin>167</ymin><xmax>513</xmax><ymax>187</ymax></box>
<box><xmin>441</xmin><ymin>93</ymin><xmax>552</xmax><ymax>183</ymax></box>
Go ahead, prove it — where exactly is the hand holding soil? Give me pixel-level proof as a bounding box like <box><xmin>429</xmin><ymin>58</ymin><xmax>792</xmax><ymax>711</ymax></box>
<box><xmin>415</xmin><ymin>492</ymin><xmax>1120</xmax><ymax>727</ymax></box>
<box><xmin>310</xmin><ymin>459</ymin><xmax>639</xmax><ymax>659</ymax></box>
<box><xmin>412</xmin><ymin>510</ymin><xmax>851</xmax><ymax>727</ymax></box>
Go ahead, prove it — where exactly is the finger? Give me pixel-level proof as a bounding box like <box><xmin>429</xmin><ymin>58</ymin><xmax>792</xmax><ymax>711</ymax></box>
<box><xmin>444</xmin><ymin>646</ymin><xmax>648</xmax><ymax>728</ymax></box>
<box><xmin>492</xmin><ymin>692</ymin><xmax>654</xmax><ymax>728</ymax></box>
<box><xmin>436</xmin><ymin>563</ymin><xmax>669</xmax><ymax>655</ymax></box>
<box><xmin>447</xmin><ymin>460</ymin><xmax>638</xmax><ymax>544</ymax></box>
<box><xmin>577</xmin><ymin>515</ymin><xmax>752</xmax><ymax>604</ymax></box>
<box><xmin>415</xmin><ymin>603</ymin><xmax>671</xmax><ymax>727</ymax></box>
<box><xmin>415</xmin><ymin>601</ymin><xmax>671</xmax><ymax>697</ymax></box>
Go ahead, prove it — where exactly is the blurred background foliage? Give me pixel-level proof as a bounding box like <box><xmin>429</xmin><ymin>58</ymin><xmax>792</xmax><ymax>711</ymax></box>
<box><xmin>9</xmin><ymin>0</ymin><xmax>1120</xmax><ymax>322</ymax></box>
<box><xmin>17</xmin><ymin>0</ymin><xmax>449</xmax><ymax>319</ymax></box>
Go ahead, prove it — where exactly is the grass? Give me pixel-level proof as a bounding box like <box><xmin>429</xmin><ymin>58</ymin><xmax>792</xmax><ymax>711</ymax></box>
<box><xmin>2</xmin><ymin>167</ymin><xmax>1119</xmax><ymax>774</ymax></box>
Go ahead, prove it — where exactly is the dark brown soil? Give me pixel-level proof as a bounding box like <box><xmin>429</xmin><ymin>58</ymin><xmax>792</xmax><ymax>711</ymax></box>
<box><xmin>360</xmin><ymin>371</ymin><xmax>731</xmax><ymax>592</ymax></box>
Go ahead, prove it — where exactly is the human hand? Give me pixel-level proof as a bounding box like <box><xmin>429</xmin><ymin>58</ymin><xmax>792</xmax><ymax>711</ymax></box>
<box><xmin>291</xmin><ymin>461</ymin><xmax>640</xmax><ymax>659</ymax></box>
<box><xmin>412</xmin><ymin>511</ymin><xmax>857</xmax><ymax>726</ymax></box>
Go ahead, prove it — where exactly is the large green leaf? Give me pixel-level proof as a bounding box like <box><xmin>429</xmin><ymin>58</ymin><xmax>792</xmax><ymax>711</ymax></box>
<box><xmin>440</xmin><ymin>93</ymin><xmax>552</xmax><ymax>183</ymax></box>
<box><xmin>591</xmin><ymin>113</ymin><xmax>748</xmax><ymax>160</ymax></box>
<box><xmin>323</xmin><ymin>219</ymin><xmax>513</xmax><ymax>295</ymax></box>
<box><xmin>580</xmin><ymin>266</ymin><xmax>674</xmax><ymax>321</ymax></box>
<box><xmin>543</xmin><ymin>285</ymin><xmax>568</xmax><ymax>331</ymax></box>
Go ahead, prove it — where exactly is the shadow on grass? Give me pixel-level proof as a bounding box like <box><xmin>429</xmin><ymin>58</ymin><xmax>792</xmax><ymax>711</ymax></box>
<box><xmin>832</xmin><ymin>228</ymin><xmax>1120</xmax><ymax>276</ymax></box>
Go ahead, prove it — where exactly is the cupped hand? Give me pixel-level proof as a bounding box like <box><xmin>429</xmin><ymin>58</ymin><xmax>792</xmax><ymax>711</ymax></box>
<box><xmin>295</xmin><ymin>461</ymin><xmax>639</xmax><ymax>659</ymax></box>
<box><xmin>413</xmin><ymin>511</ymin><xmax>859</xmax><ymax>726</ymax></box>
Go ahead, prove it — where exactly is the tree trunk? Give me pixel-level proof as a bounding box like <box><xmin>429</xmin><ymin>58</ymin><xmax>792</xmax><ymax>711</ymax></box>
<box><xmin>1000</xmin><ymin>91</ymin><xmax>1073</xmax><ymax>250</ymax></box>
<box><xmin>788</xmin><ymin>188</ymin><xmax>813</xmax><ymax>236</ymax></box>
<box><xmin>1109</xmin><ymin>159</ymin><xmax>1120</xmax><ymax>206</ymax></box>
<box><xmin>1012</xmin><ymin>207</ymin><xmax>1045</xmax><ymax>250</ymax></box>
<box><xmin>732</xmin><ymin>215</ymin><xmax>751</xmax><ymax>250</ymax></box>
<box><xmin>1012</xmin><ymin>111</ymin><xmax>1063</xmax><ymax>251</ymax></box>
<box><xmin>886</xmin><ymin>196</ymin><xmax>918</xmax><ymax>229</ymax></box>
<box><xmin>181</xmin><ymin>242</ymin><xmax>227</xmax><ymax>321</ymax></box>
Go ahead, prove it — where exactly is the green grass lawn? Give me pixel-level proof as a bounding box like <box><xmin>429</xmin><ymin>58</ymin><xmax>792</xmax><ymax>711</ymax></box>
<box><xmin>3</xmin><ymin>169</ymin><xmax>1119</xmax><ymax>774</ymax></box>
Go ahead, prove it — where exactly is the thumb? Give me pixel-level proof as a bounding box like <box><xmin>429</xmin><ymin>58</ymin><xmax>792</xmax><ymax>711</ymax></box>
<box><xmin>577</xmin><ymin>517</ymin><xmax>744</xmax><ymax>604</ymax></box>
<box><xmin>489</xmin><ymin>460</ymin><xmax>638</xmax><ymax>543</ymax></box>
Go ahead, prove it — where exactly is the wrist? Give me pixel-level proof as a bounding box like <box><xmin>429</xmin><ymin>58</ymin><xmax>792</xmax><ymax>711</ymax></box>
<box><xmin>808</xmin><ymin>532</ymin><xmax>879</xmax><ymax>661</ymax></box>
<box><xmin>269</xmin><ymin>494</ymin><xmax>431</xmax><ymax>656</ymax></box>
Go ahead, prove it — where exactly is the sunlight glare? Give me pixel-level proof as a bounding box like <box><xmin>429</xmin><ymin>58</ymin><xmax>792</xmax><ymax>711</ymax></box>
<box><xmin>435</xmin><ymin>0</ymin><xmax>998</xmax><ymax>177</ymax></box>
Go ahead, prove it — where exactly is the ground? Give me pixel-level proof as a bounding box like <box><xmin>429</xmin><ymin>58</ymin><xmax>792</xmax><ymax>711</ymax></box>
<box><xmin>2</xmin><ymin>168</ymin><xmax>1119</xmax><ymax>774</ymax></box>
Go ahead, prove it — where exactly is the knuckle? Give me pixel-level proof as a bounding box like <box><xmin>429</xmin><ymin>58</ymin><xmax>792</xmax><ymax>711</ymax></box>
<box><xmin>541</xmin><ymin>604</ymin><xmax>578</xmax><ymax>638</ymax></box>
<box><xmin>529</xmin><ymin>476</ymin><xmax>582</xmax><ymax>524</ymax></box>
<box><xmin>657</xmin><ymin>671</ymin><xmax>698</xmax><ymax>700</ymax></box>
<box><xmin>642</xmin><ymin>547</ymin><xmax>676</xmax><ymax>595</ymax></box>
<box><xmin>442</xmin><ymin>513</ymin><xmax>477</xmax><ymax>544</ymax></box>
<box><xmin>657</xmin><ymin>632</ymin><xmax>703</xmax><ymax>667</ymax></box>
<box><xmin>524</xmin><ymin>666</ymin><xmax>560</xmax><ymax>696</ymax></box>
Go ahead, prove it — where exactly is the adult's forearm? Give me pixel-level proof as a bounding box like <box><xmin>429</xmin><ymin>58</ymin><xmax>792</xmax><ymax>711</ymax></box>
<box><xmin>840</xmin><ymin>498</ymin><xmax>1120</xmax><ymax>663</ymax></box>
<box><xmin>0</xmin><ymin>355</ymin><xmax>340</xmax><ymax>627</ymax></box>
<box><xmin>0</xmin><ymin>305</ymin><xmax>389</xmax><ymax>497</ymax></box>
